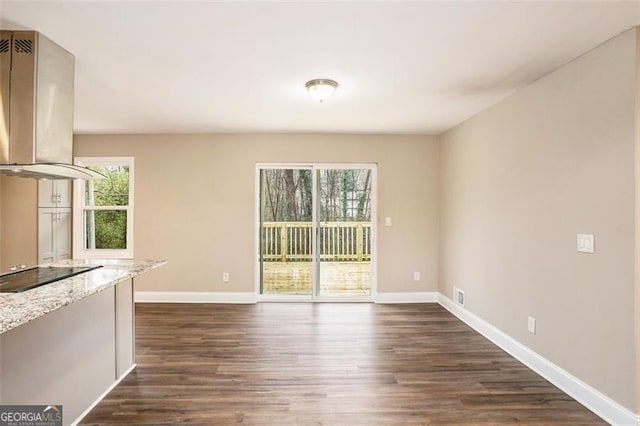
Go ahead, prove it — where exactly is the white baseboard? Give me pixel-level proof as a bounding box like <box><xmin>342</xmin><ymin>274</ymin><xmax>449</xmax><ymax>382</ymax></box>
<box><xmin>257</xmin><ymin>294</ymin><xmax>374</xmax><ymax>302</ymax></box>
<box><xmin>437</xmin><ymin>294</ymin><xmax>640</xmax><ymax>426</ymax></box>
<box><xmin>71</xmin><ymin>363</ymin><xmax>137</xmax><ymax>426</ymax></box>
<box><xmin>137</xmin><ymin>291</ymin><xmax>438</xmax><ymax>304</ymax></box>
<box><xmin>375</xmin><ymin>291</ymin><xmax>438</xmax><ymax>303</ymax></box>
<box><xmin>135</xmin><ymin>291</ymin><xmax>257</xmax><ymax>304</ymax></box>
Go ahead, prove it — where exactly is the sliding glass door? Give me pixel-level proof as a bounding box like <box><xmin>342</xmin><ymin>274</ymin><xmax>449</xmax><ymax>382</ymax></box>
<box><xmin>259</xmin><ymin>167</ymin><xmax>313</xmax><ymax>296</ymax></box>
<box><xmin>317</xmin><ymin>168</ymin><xmax>372</xmax><ymax>297</ymax></box>
<box><xmin>257</xmin><ymin>164</ymin><xmax>376</xmax><ymax>301</ymax></box>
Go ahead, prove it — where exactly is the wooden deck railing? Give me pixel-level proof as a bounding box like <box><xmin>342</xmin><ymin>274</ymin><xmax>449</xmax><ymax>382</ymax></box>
<box><xmin>262</xmin><ymin>222</ymin><xmax>371</xmax><ymax>262</ymax></box>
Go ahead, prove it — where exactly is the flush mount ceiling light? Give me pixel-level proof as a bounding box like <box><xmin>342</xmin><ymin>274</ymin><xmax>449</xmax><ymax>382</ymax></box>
<box><xmin>305</xmin><ymin>79</ymin><xmax>339</xmax><ymax>103</ymax></box>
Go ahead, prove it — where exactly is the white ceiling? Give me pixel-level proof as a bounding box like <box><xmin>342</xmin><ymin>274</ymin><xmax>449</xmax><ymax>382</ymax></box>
<box><xmin>1</xmin><ymin>1</ymin><xmax>639</xmax><ymax>135</ymax></box>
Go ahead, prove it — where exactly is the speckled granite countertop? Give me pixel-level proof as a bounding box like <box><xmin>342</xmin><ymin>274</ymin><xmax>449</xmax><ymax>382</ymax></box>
<box><xmin>0</xmin><ymin>259</ymin><xmax>166</xmax><ymax>335</ymax></box>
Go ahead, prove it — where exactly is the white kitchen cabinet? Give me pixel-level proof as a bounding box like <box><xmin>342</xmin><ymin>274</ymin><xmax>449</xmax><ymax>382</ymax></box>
<box><xmin>38</xmin><ymin>179</ymin><xmax>71</xmax><ymax>208</ymax></box>
<box><xmin>38</xmin><ymin>208</ymin><xmax>71</xmax><ymax>264</ymax></box>
<box><xmin>38</xmin><ymin>180</ymin><xmax>72</xmax><ymax>265</ymax></box>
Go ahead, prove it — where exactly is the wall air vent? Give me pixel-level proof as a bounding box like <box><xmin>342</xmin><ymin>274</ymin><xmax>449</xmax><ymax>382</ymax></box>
<box><xmin>14</xmin><ymin>38</ymin><xmax>33</xmax><ymax>54</ymax></box>
<box><xmin>0</xmin><ymin>39</ymin><xmax>9</xmax><ymax>53</ymax></box>
<box><xmin>453</xmin><ymin>286</ymin><xmax>465</xmax><ymax>307</ymax></box>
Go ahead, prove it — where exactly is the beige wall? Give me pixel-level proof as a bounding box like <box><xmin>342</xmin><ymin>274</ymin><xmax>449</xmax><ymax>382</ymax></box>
<box><xmin>440</xmin><ymin>29</ymin><xmax>637</xmax><ymax>412</ymax></box>
<box><xmin>0</xmin><ymin>177</ymin><xmax>3</xmax><ymax>270</ymax></box>
<box><xmin>74</xmin><ymin>134</ymin><xmax>440</xmax><ymax>295</ymax></box>
<box><xmin>636</xmin><ymin>27</ymin><xmax>640</xmax><ymax>415</ymax></box>
<box><xmin>0</xmin><ymin>176</ymin><xmax>37</xmax><ymax>271</ymax></box>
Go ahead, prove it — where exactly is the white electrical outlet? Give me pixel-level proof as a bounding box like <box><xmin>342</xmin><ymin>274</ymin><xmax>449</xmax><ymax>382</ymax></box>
<box><xmin>384</xmin><ymin>217</ymin><xmax>392</xmax><ymax>227</ymax></box>
<box><xmin>453</xmin><ymin>287</ymin><xmax>465</xmax><ymax>307</ymax></box>
<box><xmin>413</xmin><ymin>272</ymin><xmax>420</xmax><ymax>281</ymax></box>
<box><xmin>222</xmin><ymin>272</ymin><xmax>230</xmax><ymax>283</ymax></box>
<box><xmin>528</xmin><ymin>316</ymin><xmax>536</xmax><ymax>334</ymax></box>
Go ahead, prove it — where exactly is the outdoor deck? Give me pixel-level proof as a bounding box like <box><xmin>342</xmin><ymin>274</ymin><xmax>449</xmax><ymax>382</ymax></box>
<box><xmin>262</xmin><ymin>261</ymin><xmax>371</xmax><ymax>296</ymax></box>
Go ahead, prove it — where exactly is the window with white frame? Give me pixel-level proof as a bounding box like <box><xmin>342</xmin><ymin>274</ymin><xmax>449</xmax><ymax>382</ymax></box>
<box><xmin>73</xmin><ymin>157</ymin><xmax>134</xmax><ymax>259</ymax></box>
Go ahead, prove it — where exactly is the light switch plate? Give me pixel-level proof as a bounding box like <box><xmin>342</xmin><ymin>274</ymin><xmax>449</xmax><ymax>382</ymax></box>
<box><xmin>384</xmin><ymin>217</ymin><xmax>392</xmax><ymax>227</ymax></box>
<box><xmin>577</xmin><ymin>234</ymin><xmax>595</xmax><ymax>253</ymax></box>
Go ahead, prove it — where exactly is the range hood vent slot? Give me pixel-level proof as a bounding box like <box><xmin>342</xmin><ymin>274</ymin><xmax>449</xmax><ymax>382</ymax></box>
<box><xmin>14</xmin><ymin>38</ymin><xmax>32</xmax><ymax>54</ymax></box>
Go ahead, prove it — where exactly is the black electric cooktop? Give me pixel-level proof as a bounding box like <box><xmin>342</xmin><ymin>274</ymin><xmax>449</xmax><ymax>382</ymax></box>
<box><xmin>0</xmin><ymin>265</ymin><xmax>103</xmax><ymax>293</ymax></box>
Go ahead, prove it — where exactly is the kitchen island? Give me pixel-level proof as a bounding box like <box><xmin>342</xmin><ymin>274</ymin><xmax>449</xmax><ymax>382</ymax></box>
<box><xmin>0</xmin><ymin>259</ymin><xmax>165</xmax><ymax>425</ymax></box>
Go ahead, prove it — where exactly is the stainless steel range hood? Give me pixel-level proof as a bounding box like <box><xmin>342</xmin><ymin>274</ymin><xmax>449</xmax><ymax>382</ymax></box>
<box><xmin>0</xmin><ymin>30</ymin><xmax>102</xmax><ymax>180</ymax></box>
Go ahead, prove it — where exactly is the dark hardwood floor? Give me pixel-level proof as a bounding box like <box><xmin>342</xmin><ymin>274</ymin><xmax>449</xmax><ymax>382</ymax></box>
<box><xmin>81</xmin><ymin>303</ymin><xmax>605</xmax><ymax>425</ymax></box>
